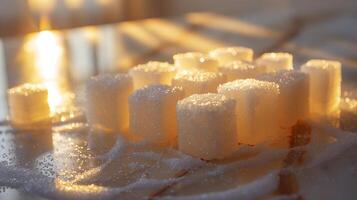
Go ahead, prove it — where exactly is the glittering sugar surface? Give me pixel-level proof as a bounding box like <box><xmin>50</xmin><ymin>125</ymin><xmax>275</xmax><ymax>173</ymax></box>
<box><xmin>177</xmin><ymin>93</ymin><xmax>235</xmax><ymax>111</ymax></box>
<box><xmin>259</xmin><ymin>70</ymin><xmax>308</xmax><ymax>85</ymax></box>
<box><xmin>87</xmin><ymin>74</ymin><xmax>132</xmax><ymax>89</ymax></box>
<box><xmin>220</xmin><ymin>61</ymin><xmax>256</xmax><ymax>70</ymax></box>
<box><xmin>1</xmin><ymin>119</ymin><xmax>357</xmax><ymax>200</ymax></box>
<box><xmin>130</xmin><ymin>61</ymin><xmax>176</xmax><ymax>74</ymax></box>
<box><xmin>53</xmin><ymin>123</ymin><xmax>89</xmax><ymax>134</ymax></box>
<box><xmin>173</xmin><ymin>52</ymin><xmax>205</xmax><ymax>60</ymax></box>
<box><xmin>209</xmin><ymin>46</ymin><xmax>253</xmax><ymax>57</ymax></box>
<box><xmin>302</xmin><ymin>59</ymin><xmax>341</xmax><ymax>70</ymax></box>
<box><xmin>129</xmin><ymin>85</ymin><xmax>183</xmax><ymax>102</ymax></box>
<box><xmin>261</xmin><ymin>52</ymin><xmax>292</xmax><ymax>61</ymax></box>
<box><xmin>174</xmin><ymin>71</ymin><xmax>224</xmax><ymax>83</ymax></box>
<box><xmin>7</xmin><ymin>83</ymin><xmax>47</xmax><ymax>96</ymax></box>
<box><xmin>218</xmin><ymin>79</ymin><xmax>279</xmax><ymax>94</ymax></box>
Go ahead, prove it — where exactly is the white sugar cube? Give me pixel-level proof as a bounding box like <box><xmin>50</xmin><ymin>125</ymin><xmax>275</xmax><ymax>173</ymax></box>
<box><xmin>7</xmin><ymin>83</ymin><xmax>50</xmax><ymax>127</ymax></box>
<box><xmin>172</xmin><ymin>71</ymin><xmax>226</xmax><ymax>97</ymax></box>
<box><xmin>259</xmin><ymin>70</ymin><xmax>310</xmax><ymax>128</ymax></box>
<box><xmin>129</xmin><ymin>85</ymin><xmax>184</xmax><ymax>146</ymax></box>
<box><xmin>301</xmin><ymin>59</ymin><xmax>341</xmax><ymax>116</ymax></box>
<box><xmin>177</xmin><ymin>93</ymin><xmax>237</xmax><ymax>160</ymax></box>
<box><xmin>86</xmin><ymin>74</ymin><xmax>133</xmax><ymax>133</ymax></box>
<box><xmin>218</xmin><ymin>79</ymin><xmax>280</xmax><ymax>145</ymax></box>
<box><xmin>219</xmin><ymin>61</ymin><xmax>264</xmax><ymax>81</ymax></box>
<box><xmin>209</xmin><ymin>46</ymin><xmax>254</xmax><ymax>65</ymax></box>
<box><xmin>173</xmin><ymin>52</ymin><xmax>219</xmax><ymax>72</ymax></box>
<box><xmin>129</xmin><ymin>61</ymin><xmax>176</xmax><ymax>89</ymax></box>
<box><xmin>255</xmin><ymin>52</ymin><xmax>293</xmax><ymax>73</ymax></box>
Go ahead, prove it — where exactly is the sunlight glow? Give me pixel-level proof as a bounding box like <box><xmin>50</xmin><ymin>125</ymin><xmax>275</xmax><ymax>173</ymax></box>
<box><xmin>24</xmin><ymin>31</ymin><xmax>66</xmax><ymax>113</ymax></box>
<box><xmin>33</xmin><ymin>31</ymin><xmax>62</xmax><ymax>80</ymax></box>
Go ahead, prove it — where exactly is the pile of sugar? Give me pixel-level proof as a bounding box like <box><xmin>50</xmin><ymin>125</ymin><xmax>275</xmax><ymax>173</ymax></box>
<box><xmin>1</xmin><ymin>120</ymin><xmax>357</xmax><ymax>200</ymax></box>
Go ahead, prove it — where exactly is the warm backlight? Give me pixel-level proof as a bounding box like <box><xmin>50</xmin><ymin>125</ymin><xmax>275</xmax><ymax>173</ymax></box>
<box><xmin>24</xmin><ymin>30</ymin><xmax>66</xmax><ymax>113</ymax></box>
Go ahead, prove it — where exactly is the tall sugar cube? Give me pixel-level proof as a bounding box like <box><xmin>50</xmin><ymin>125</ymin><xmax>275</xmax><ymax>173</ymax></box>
<box><xmin>255</xmin><ymin>52</ymin><xmax>293</xmax><ymax>73</ymax></box>
<box><xmin>301</xmin><ymin>59</ymin><xmax>341</xmax><ymax>116</ymax></box>
<box><xmin>177</xmin><ymin>93</ymin><xmax>237</xmax><ymax>160</ymax></box>
<box><xmin>7</xmin><ymin>83</ymin><xmax>50</xmax><ymax>126</ymax></box>
<box><xmin>129</xmin><ymin>85</ymin><xmax>184</xmax><ymax>146</ymax></box>
<box><xmin>86</xmin><ymin>74</ymin><xmax>133</xmax><ymax>133</ymax></box>
<box><xmin>259</xmin><ymin>70</ymin><xmax>309</xmax><ymax>127</ymax></box>
<box><xmin>173</xmin><ymin>52</ymin><xmax>219</xmax><ymax>72</ymax></box>
<box><xmin>129</xmin><ymin>61</ymin><xmax>176</xmax><ymax>89</ymax></box>
<box><xmin>172</xmin><ymin>71</ymin><xmax>226</xmax><ymax>97</ymax></box>
<box><xmin>218</xmin><ymin>79</ymin><xmax>280</xmax><ymax>145</ymax></box>
<box><xmin>219</xmin><ymin>61</ymin><xmax>264</xmax><ymax>81</ymax></box>
<box><xmin>209</xmin><ymin>46</ymin><xmax>254</xmax><ymax>65</ymax></box>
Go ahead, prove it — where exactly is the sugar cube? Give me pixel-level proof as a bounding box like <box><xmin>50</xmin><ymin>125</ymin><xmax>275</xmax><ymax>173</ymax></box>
<box><xmin>301</xmin><ymin>59</ymin><xmax>341</xmax><ymax>116</ymax></box>
<box><xmin>173</xmin><ymin>52</ymin><xmax>219</xmax><ymax>72</ymax></box>
<box><xmin>218</xmin><ymin>79</ymin><xmax>280</xmax><ymax>145</ymax></box>
<box><xmin>7</xmin><ymin>83</ymin><xmax>50</xmax><ymax>127</ymax></box>
<box><xmin>129</xmin><ymin>61</ymin><xmax>176</xmax><ymax>89</ymax></box>
<box><xmin>86</xmin><ymin>73</ymin><xmax>133</xmax><ymax>133</ymax></box>
<box><xmin>209</xmin><ymin>46</ymin><xmax>254</xmax><ymax>65</ymax></box>
<box><xmin>219</xmin><ymin>61</ymin><xmax>264</xmax><ymax>81</ymax></box>
<box><xmin>172</xmin><ymin>71</ymin><xmax>226</xmax><ymax>97</ymax></box>
<box><xmin>255</xmin><ymin>52</ymin><xmax>293</xmax><ymax>73</ymax></box>
<box><xmin>173</xmin><ymin>52</ymin><xmax>204</xmax><ymax>69</ymax></box>
<box><xmin>129</xmin><ymin>85</ymin><xmax>184</xmax><ymax>146</ymax></box>
<box><xmin>177</xmin><ymin>93</ymin><xmax>237</xmax><ymax>160</ymax></box>
<box><xmin>259</xmin><ymin>70</ymin><xmax>310</xmax><ymax>128</ymax></box>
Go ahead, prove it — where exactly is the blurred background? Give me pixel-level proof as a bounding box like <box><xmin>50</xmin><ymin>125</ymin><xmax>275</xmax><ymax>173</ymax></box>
<box><xmin>1</xmin><ymin>0</ymin><xmax>357</xmax><ymax>37</ymax></box>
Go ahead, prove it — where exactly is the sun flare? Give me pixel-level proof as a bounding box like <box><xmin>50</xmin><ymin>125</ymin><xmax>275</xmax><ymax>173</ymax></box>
<box><xmin>24</xmin><ymin>30</ymin><xmax>67</xmax><ymax>113</ymax></box>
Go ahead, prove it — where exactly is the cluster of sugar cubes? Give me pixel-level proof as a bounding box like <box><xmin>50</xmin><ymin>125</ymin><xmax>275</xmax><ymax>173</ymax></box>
<box><xmin>5</xmin><ymin>45</ymin><xmax>342</xmax><ymax>161</ymax></box>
